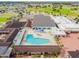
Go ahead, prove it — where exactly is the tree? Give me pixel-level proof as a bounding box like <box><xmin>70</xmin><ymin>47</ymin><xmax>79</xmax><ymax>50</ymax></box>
<box><xmin>12</xmin><ymin>43</ymin><xmax>15</xmax><ymax>48</ymax></box>
<box><xmin>60</xmin><ymin>44</ymin><xmax>64</xmax><ymax>48</ymax></box>
<box><xmin>42</xmin><ymin>5</ymin><xmax>47</xmax><ymax>8</ymax></box>
<box><xmin>59</xmin><ymin>5</ymin><xmax>63</xmax><ymax>9</ymax></box>
<box><xmin>28</xmin><ymin>4</ymin><xmax>32</xmax><ymax>8</ymax></box>
<box><xmin>36</xmin><ymin>4</ymin><xmax>41</xmax><ymax>8</ymax></box>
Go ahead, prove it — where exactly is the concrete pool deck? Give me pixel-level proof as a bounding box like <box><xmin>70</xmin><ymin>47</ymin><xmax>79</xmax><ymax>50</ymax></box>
<box><xmin>21</xmin><ymin>28</ymin><xmax>57</xmax><ymax>45</ymax></box>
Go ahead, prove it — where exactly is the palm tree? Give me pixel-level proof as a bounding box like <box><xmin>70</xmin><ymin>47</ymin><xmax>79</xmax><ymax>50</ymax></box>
<box><xmin>60</xmin><ymin>44</ymin><xmax>64</xmax><ymax>48</ymax></box>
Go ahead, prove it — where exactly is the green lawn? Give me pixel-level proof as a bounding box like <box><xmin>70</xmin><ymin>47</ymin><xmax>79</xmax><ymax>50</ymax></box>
<box><xmin>0</xmin><ymin>17</ymin><xmax>8</xmax><ymax>22</ymax></box>
<box><xmin>0</xmin><ymin>12</ymin><xmax>17</xmax><ymax>18</ymax></box>
<box><xmin>26</xmin><ymin>5</ymin><xmax>79</xmax><ymax>17</ymax></box>
<box><xmin>0</xmin><ymin>12</ymin><xmax>17</xmax><ymax>22</ymax></box>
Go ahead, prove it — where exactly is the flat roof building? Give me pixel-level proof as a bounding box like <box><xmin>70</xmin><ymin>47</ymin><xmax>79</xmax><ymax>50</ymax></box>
<box><xmin>6</xmin><ymin>21</ymin><xmax>26</xmax><ymax>28</ymax></box>
<box><xmin>0</xmin><ymin>28</ymin><xmax>19</xmax><ymax>58</ymax></box>
<box><xmin>51</xmin><ymin>15</ymin><xmax>79</xmax><ymax>32</ymax></box>
<box><xmin>32</xmin><ymin>14</ymin><xmax>56</xmax><ymax>27</ymax></box>
<box><xmin>13</xmin><ymin>27</ymin><xmax>61</xmax><ymax>55</ymax></box>
<box><xmin>12</xmin><ymin>14</ymin><xmax>62</xmax><ymax>56</ymax></box>
<box><xmin>0</xmin><ymin>42</ymin><xmax>12</xmax><ymax>58</ymax></box>
<box><xmin>0</xmin><ymin>28</ymin><xmax>18</xmax><ymax>43</ymax></box>
<box><xmin>68</xmin><ymin>50</ymin><xmax>79</xmax><ymax>58</ymax></box>
<box><xmin>51</xmin><ymin>27</ymin><xmax>66</xmax><ymax>36</ymax></box>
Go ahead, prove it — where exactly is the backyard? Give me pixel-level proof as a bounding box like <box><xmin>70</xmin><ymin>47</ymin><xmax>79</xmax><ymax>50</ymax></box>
<box><xmin>0</xmin><ymin>12</ymin><xmax>17</xmax><ymax>22</ymax></box>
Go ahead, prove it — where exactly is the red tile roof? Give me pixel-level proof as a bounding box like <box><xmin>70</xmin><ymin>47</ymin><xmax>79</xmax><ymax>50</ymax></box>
<box><xmin>15</xmin><ymin>45</ymin><xmax>61</xmax><ymax>52</ymax></box>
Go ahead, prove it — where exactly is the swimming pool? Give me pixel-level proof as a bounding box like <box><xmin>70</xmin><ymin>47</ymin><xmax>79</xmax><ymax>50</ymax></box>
<box><xmin>26</xmin><ymin>34</ymin><xmax>49</xmax><ymax>44</ymax></box>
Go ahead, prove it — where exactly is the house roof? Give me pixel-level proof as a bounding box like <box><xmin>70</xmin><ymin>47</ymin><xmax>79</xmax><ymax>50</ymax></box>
<box><xmin>0</xmin><ymin>28</ymin><xmax>18</xmax><ymax>43</ymax></box>
<box><xmin>32</xmin><ymin>14</ymin><xmax>56</xmax><ymax>27</ymax></box>
<box><xmin>68</xmin><ymin>50</ymin><xmax>79</xmax><ymax>58</ymax></box>
<box><xmin>0</xmin><ymin>42</ymin><xmax>11</xmax><ymax>46</ymax></box>
<box><xmin>0</xmin><ymin>42</ymin><xmax>11</xmax><ymax>55</ymax></box>
<box><xmin>0</xmin><ymin>46</ymin><xmax>8</xmax><ymax>55</ymax></box>
<box><xmin>6</xmin><ymin>21</ymin><xmax>26</xmax><ymax>28</ymax></box>
<box><xmin>15</xmin><ymin>45</ymin><xmax>60</xmax><ymax>53</ymax></box>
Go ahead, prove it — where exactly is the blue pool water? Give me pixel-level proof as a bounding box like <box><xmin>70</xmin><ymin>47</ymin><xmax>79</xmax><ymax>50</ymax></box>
<box><xmin>26</xmin><ymin>34</ymin><xmax>49</xmax><ymax>44</ymax></box>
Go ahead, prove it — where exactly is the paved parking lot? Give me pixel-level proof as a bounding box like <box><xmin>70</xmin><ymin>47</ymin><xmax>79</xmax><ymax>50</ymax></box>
<box><xmin>59</xmin><ymin>32</ymin><xmax>79</xmax><ymax>57</ymax></box>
